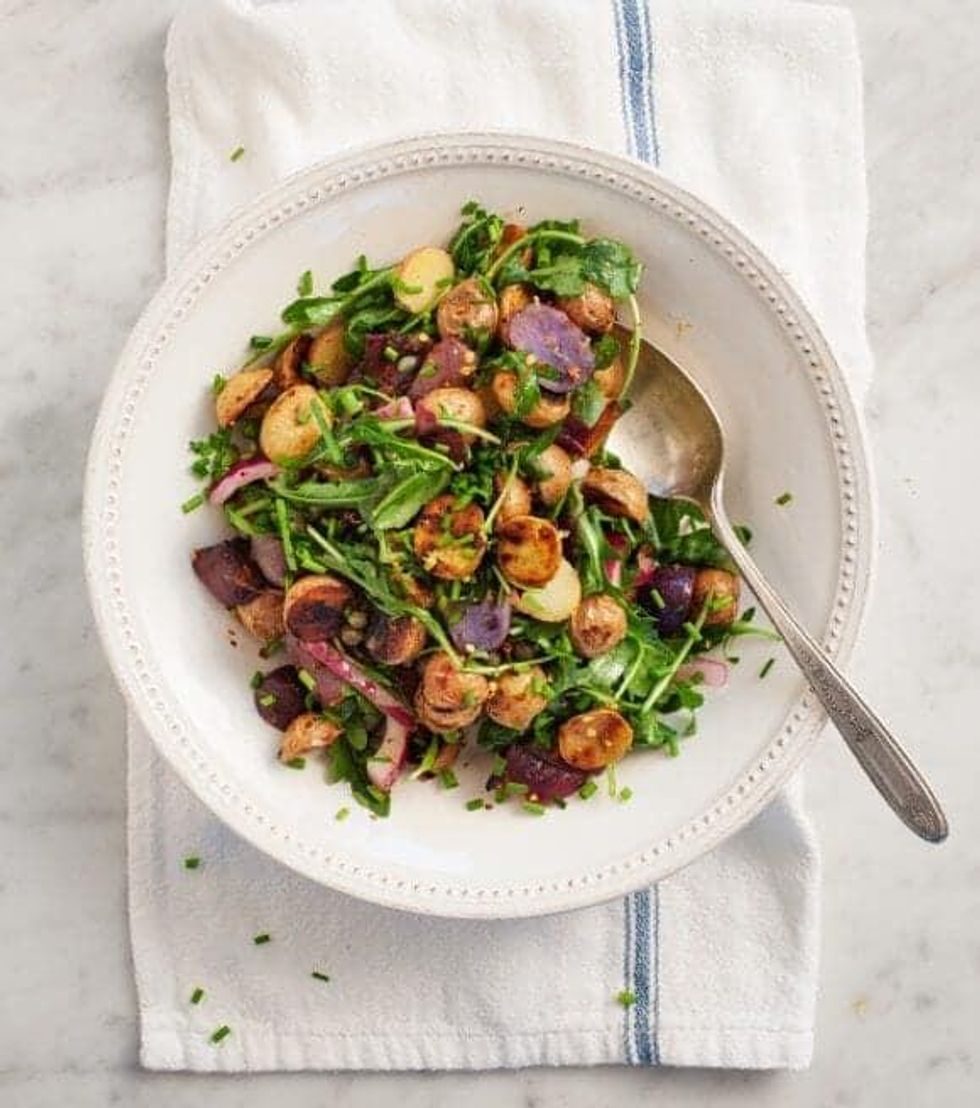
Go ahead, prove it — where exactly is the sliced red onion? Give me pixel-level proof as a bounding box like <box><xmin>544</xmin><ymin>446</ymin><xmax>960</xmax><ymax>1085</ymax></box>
<box><xmin>374</xmin><ymin>396</ymin><xmax>414</xmax><ymax>421</ymax></box>
<box><xmin>286</xmin><ymin>636</ymin><xmax>348</xmax><ymax>707</ymax></box>
<box><xmin>449</xmin><ymin>599</ymin><xmax>511</xmax><ymax>652</ymax></box>
<box><xmin>250</xmin><ymin>535</ymin><xmax>287</xmax><ymax>587</ymax></box>
<box><xmin>677</xmin><ymin>658</ymin><xmax>729</xmax><ymax>688</ymax></box>
<box><xmin>209</xmin><ymin>457</ymin><xmax>279</xmax><ymax>505</ymax></box>
<box><xmin>297</xmin><ymin>638</ymin><xmax>415</xmax><ymax>727</ymax></box>
<box><xmin>504</xmin><ymin>744</ymin><xmax>589</xmax><ymax>802</ymax></box>
<box><xmin>508</xmin><ymin>303</ymin><xmax>595</xmax><ymax>393</ymax></box>
<box><xmin>603</xmin><ymin>559</ymin><xmax>623</xmax><ymax>587</ymax></box>
<box><xmin>632</xmin><ymin>548</ymin><xmax>658</xmax><ymax>591</ymax></box>
<box><xmin>367</xmin><ymin>717</ymin><xmax>411</xmax><ymax>791</ymax></box>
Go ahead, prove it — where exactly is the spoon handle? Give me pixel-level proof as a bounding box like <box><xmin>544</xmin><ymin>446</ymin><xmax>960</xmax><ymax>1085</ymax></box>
<box><xmin>708</xmin><ymin>494</ymin><xmax>948</xmax><ymax>843</ymax></box>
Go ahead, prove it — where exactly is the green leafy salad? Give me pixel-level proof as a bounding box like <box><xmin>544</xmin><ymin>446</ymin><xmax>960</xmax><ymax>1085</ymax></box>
<box><xmin>188</xmin><ymin>202</ymin><xmax>759</xmax><ymax>817</ymax></box>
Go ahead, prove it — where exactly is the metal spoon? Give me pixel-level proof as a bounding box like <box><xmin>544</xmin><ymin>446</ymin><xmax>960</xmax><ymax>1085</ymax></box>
<box><xmin>616</xmin><ymin>328</ymin><xmax>948</xmax><ymax>843</ymax></box>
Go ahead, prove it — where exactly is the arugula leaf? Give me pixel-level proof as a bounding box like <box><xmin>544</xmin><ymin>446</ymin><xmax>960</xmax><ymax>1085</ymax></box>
<box><xmin>570</xmin><ymin>377</ymin><xmax>606</xmax><ymax>428</ymax></box>
<box><xmin>370</xmin><ymin>469</ymin><xmax>450</xmax><ymax>530</ymax></box>
<box><xmin>449</xmin><ymin>201</ymin><xmax>505</xmax><ymax>276</ymax></box>
<box><xmin>580</xmin><ymin>238</ymin><xmax>642</xmax><ymax>298</ymax></box>
<box><xmin>269</xmin><ymin>476</ymin><xmax>383</xmax><ymax>507</ymax></box>
<box><xmin>648</xmin><ymin>496</ymin><xmax>735</xmax><ymax>570</ymax></box>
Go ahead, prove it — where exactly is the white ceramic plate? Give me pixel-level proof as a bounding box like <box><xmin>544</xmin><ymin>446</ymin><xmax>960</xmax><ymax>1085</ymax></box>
<box><xmin>84</xmin><ymin>134</ymin><xmax>872</xmax><ymax>918</ymax></box>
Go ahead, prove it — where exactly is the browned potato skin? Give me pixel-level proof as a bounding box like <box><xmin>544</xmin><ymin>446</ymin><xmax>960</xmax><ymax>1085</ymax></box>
<box><xmin>569</xmin><ymin>595</ymin><xmax>627</xmax><ymax>659</ymax></box>
<box><xmin>216</xmin><ymin>367</ymin><xmax>274</xmax><ymax>428</ymax></box>
<box><xmin>497</xmin><ymin>284</ymin><xmax>533</xmax><ymax>343</ymax></box>
<box><xmin>414</xmin><ymin>652</ymin><xmax>489</xmax><ymax>732</ymax></box>
<box><xmin>558</xmin><ymin>708</ymin><xmax>634</xmax><ymax>770</ymax></box>
<box><xmin>273</xmin><ymin>333</ymin><xmax>310</xmax><ymax>390</ymax></box>
<box><xmin>493</xmin><ymin>472</ymin><xmax>532</xmax><ymax>529</ymax></box>
<box><xmin>307</xmin><ymin>320</ymin><xmax>351</xmax><ymax>386</ymax></box>
<box><xmin>416</xmin><ymin>387</ymin><xmax>487</xmax><ymax>442</ymax></box>
<box><xmin>283</xmin><ymin>574</ymin><xmax>353</xmax><ymax>641</ymax></box>
<box><xmin>533</xmin><ymin>444</ymin><xmax>573</xmax><ymax>507</ymax></box>
<box><xmin>557</xmin><ymin>283</ymin><xmax>616</xmax><ymax>334</ymax></box>
<box><xmin>236</xmin><ymin>589</ymin><xmax>286</xmax><ymax>643</ymax></box>
<box><xmin>594</xmin><ymin>354</ymin><xmax>626</xmax><ymax>400</ymax></box>
<box><xmin>366</xmin><ymin>613</ymin><xmax>428</xmax><ymax>666</ymax></box>
<box><xmin>486</xmin><ymin>666</ymin><xmax>549</xmax><ymax>731</ymax></box>
<box><xmin>279</xmin><ymin>712</ymin><xmax>342</xmax><ymax>763</ymax></box>
<box><xmin>581</xmin><ymin>467</ymin><xmax>650</xmax><ymax>524</ymax></box>
<box><xmin>412</xmin><ymin>494</ymin><xmax>487</xmax><ymax>580</ymax></box>
<box><xmin>436</xmin><ymin>278</ymin><xmax>498</xmax><ymax>341</ymax></box>
<box><xmin>391</xmin><ymin>569</ymin><xmax>435</xmax><ymax>609</ymax></box>
<box><xmin>495</xmin><ymin>515</ymin><xmax>562</xmax><ymax>588</ymax></box>
<box><xmin>490</xmin><ymin>370</ymin><xmax>571</xmax><ymax>429</ymax></box>
<box><xmin>691</xmin><ymin>568</ymin><xmax>740</xmax><ymax>628</ymax></box>
<box><xmin>414</xmin><ymin>689</ymin><xmax>484</xmax><ymax>733</ymax></box>
<box><xmin>259</xmin><ymin>383</ymin><xmax>322</xmax><ymax>463</ymax></box>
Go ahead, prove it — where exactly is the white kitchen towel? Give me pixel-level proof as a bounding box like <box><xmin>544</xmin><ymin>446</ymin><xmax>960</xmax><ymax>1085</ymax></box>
<box><xmin>129</xmin><ymin>0</ymin><xmax>871</xmax><ymax>1071</ymax></box>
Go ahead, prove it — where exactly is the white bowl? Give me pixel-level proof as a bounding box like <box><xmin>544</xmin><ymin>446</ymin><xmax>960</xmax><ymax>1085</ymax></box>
<box><xmin>84</xmin><ymin>134</ymin><xmax>872</xmax><ymax>918</ymax></box>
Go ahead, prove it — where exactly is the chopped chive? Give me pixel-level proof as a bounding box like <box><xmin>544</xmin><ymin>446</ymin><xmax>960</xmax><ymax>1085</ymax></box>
<box><xmin>285</xmin><ymin>757</ymin><xmax>306</xmax><ymax>770</ymax></box>
<box><xmin>742</xmin><ymin>607</ymin><xmax>756</xmax><ymax>623</ymax></box>
<box><xmin>259</xmin><ymin>637</ymin><xmax>284</xmax><ymax>659</ymax></box>
<box><xmin>616</xmin><ymin>990</ymin><xmax>637</xmax><ymax>1009</ymax></box>
<box><xmin>578</xmin><ymin>779</ymin><xmax>598</xmax><ymax>800</ymax></box>
<box><xmin>249</xmin><ymin>334</ymin><xmax>274</xmax><ymax>349</ymax></box>
<box><xmin>649</xmin><ymin>588</ymin><xmax>665</xmax><ymax>611</ymax></box>
<box><xmin>181</xmin><ymin>492</ymin><xmax>205</xmax><ymax>514</ymax></box>
<box><xmin>759</xmin><ymin>657</ymin><xmax>775</xmax><ymax>679</ymax></box>
<box><xmin>553</xmin><ymin>797</ymin><xmax>567</xmax><ymax>810</ymax></box>
<box><xmin>229</xmin><ymin>146</ymin><xmax>245</xmax><ymax>162</ymax></box>
<box><xmin>258</xmin><ymin>693</ymin><xmax>276</xmax><ymax>707</ymax></box>
<box><xmin>335</xmin><ymin>806</ymin><xmax>350</xmax><ymax>822</ymax></box>
<box><xmin>190</xmin><ymin>987</ymin><xmax>204</xmax><ymax>1005</ymax></box>
<box><xmin>183</xmin><ymin>856</ymin><xmax>201</xmax><ymax>870</ymax></box>
<box><xmin>250</xmin><ymin>671</ymin><xmax>264</xmax><ymax>690</ymax></box>
<box><xmin>253</xmin><ymin>933</ymin><xmax>271</xmax><ymax>945</ymax></box>
<box><xmin>465</xmin><ymin>798</ymin><xmax>485</xmax><ymax>811</ymax></box>
<box><xmin>618</xmin><ymin>787</ymin><xmax>633</xmax><ymax>803</ymax></box>
<box><xmin>775</xmin><ymin>491</ymin><xmax>793</xmax><ymax>506</ymax></box>
<box><xmin>311</xmin><ymin>970</ymin><xmax>331</xmax><ymax>983</ymax></box>
<box><xmin>297</xmin><ymin>668</ymin><xmax>317</xmax><ymax>692</ymax></box>
<box><xmin>210</xmin><ymin>1025</ymin><xmax>232</xmax><ymax>1044</ymax></box>
<box><xmin>211</xmin><ymin>373</ymin><xmax>227</xmax><ymax>396</ymax></box>
<box><xmin>297</xmin><ymin>269</ymin><xmax>314</xmax><ymax>296</ymax></box>
<box><xmin>522</xmin><ymin>801</ymin><xmax>546</xmax><ymax>816</ymax></box>
<box><xmin>505</xmin><ymin>781</ymin><xmax>529</xmax><ymax>797</ymax></box>
<box><xmin>437</xmin><ymin>768</ymin><xmax>459</xmax><ymax>790</ymax></box>
<box><xmin>491</xmin><ymin>755</ymin><xmax>507</xmax><ymax>777</ymax></box>
<box><xmin>383</xmin><ymin>344</ymin><xmax>399</xmax><ymax>362</ymax></box>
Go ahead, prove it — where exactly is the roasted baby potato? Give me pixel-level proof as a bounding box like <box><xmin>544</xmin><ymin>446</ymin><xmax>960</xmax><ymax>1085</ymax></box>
<box><xmin>594</xmin><ymin>353</ymin><xmax>626</xmax><ymax>400</ymax></box>
<box><xmin>414</xmin><ymin>651</ymin><xmax>489</xmax><ymax>732</ymax></box>
<box><xmin>581</xmin><ymin>466</ymin><xmax>650</xmax><ymax>524</ymax></box>
<box><xmin>365</xmin><ymin>612</ymin><xmax>428</xmax><ymax>667</ymax></box>
<box><xmin>413</xmin><ymin>494</ymin><xmax>488</xmax><ymax>580</ymax></box>
<box><xmin>495</xmin><ymin>514</ymin><xmax>562</xmax><ymax>588</ymax></box>
<box><xmin>490</xmin><ymin>370</ymin><xmax>570</xmax><ymax>429</ymax></box>
<box><xmin>279</xmin><ymin>712</ymin><xmax>342</xmax><ymax>763</ymax></box>
<box><xmin>691</xmin><ymin>568</ymin><xmax>740</xmax><ymax>628</ymax></box>
<box><xmin>192</xmin><ymin>538</ymin><xmax>267</xmax><ymax>607</ymax></box>
<box><xmin>307</xmin><ymin>320</ymin><xmax>351</xmax><ymax>386</ymax></box>
<box><xmin>557</xmin><ymin>283</ymin><xmax>616</xmax><ymax>334</ymax></box>
<box><xmin>486</xmin><ymin>666</ymin><xmax>549</xmax><ymax>731</ymax></box>
<box><xmin>254</xmin><ymin>666</ymin><xmax>309</xmax><ymax>732</ymax></box>
<box><xmin>259</xmin><ymin>383</ymin><xmax>322</xmax><ymax>463</ymax></box>
<box><xmin>415</xmin><ymin>386</ymin><xmax>487</xmax><ymax>440</ymax></box>
<box><xmin>436</xmin><ymin>277</ymin><xmax>498</xmax><ymax>342</ymax></box>
<box><xmin>532</xmin><ymin>443</ymin><xmax>572</xmax><ymax>507</ymax></box>
<box><xmin>236</xmin><ymin>589</ymin><xmax>286</xmax><ymax>643</ymax></box>
<box><xmin>283</xmin><ymin>574</ymin><xmax>353</xmax><ymax>642</ymax></box>
<box><xmin>492</xmin><ymin>472</ymin><xmax>532</xmax><ymax>529</ymax></box>
<box><xmin>215</xmin><ymin>367</ymin><xmax>274</xmax><ymax>428</ymax></box>
<box><xmin>513</xmin><ymin>558</ymin><xmax>582</xmax><ymax>622</ymax></box>
<box><xmin>558</xmin><ymin>708</ymin><xmax>633</xmax><ymax>770</ymax></box>
<box><xmin>569</xmin><ymin>595</ymin><xmax>627</xmax><ymax>659</ymax></box>
<box><xmin>273</xmin><ymin>333</ymin><xmax>310</xmax><ymax>390</ymax></box>
<box><xmin>396</xmin><ymin>246</ymin><xmax>455</xmax><ymax>314</ymax></box>
<box><xmin>497</xmin><ymin>283</ymin><xmax>533</xmax><ymax>343</ymax></box>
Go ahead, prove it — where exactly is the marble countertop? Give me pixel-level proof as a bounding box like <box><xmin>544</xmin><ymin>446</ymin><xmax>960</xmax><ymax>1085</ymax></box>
<box><xmin>2</xmin><ymin>1</ymin><xmax>978</xmax><ymax>1104</ymax></box>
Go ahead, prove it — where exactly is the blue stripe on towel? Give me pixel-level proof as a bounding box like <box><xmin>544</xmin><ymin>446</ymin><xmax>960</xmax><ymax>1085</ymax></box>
<box><xmin>613</xmin><ymin>0</ymin><xmax>661</xmax><ymax>1066</ymax></box>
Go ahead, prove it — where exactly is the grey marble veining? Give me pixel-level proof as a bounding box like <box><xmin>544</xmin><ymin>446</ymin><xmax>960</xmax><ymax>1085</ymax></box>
<box><xmin>2</xmin><ymin>1</ymin><xmax>978</xmax><ymax>1104</ymax></box>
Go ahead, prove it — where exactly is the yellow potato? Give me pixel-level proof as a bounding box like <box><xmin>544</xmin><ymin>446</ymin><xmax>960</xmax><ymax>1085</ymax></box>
<box><xmin>533</xmin><ymin>444</ymin><xmax>572</xmax><ymax>507</ymax></box>
<box><xmin>283</xmin><ymin>573</ymin><xmax>352</xmax><ymax>641</ymax></box>
<box><xmin>235</xmin><ymin>590</ymin><xmax>285</xmax><ymax>642</ymax></box>
<box><xmin>396</xmin><ymin>246</ymin><xmax>455</xmax><ymax>314</ymax></box>
<box><xmin>436</xmin><ymin>277</ymin><xmax>498</xmax><ymax>341</ymax></box>
<box><xmin>215</xmin><ymin>367</ymin><xmax>273</xmax><ymax>428</ymax></box>
<box><xmin>513</xmin><ymin>558</ymin><xmax>582</xmax><ymax>622</ymax></box>
<box><xmin>492</xmin><ymin>472</ymin><xmax>532</xmax><ymax>530</ymax></box>
<box><xmin>490</xmin><ymin>370</ymin><xmax>570</xmax><ymax>429</ymax></box>
<box><xmin>486</xmin><ymin>666</ymin><xmax>549</xmax><ymax>731</ymax></box>
<box><xmin>556</xmin><ymin>283</ymin><xmax>616</xmax><ymax>334</ymax></box>
<box><xmin>691</xmin><ymin>568</ymin><xmax>740</xmax><ymax>628</ymax></box>
<box><xmin>279</xmin><ymin>712</ymin><xmax>342</xmax><ymax>763</ymax></box>
<box><xmin>259</xmin><ymin>383</ymin><xmax>322</xmax><ymax>463</ymax></box>
<box><xmin>412</xmin><ymin>494</ymin><xmax>487</xmax><ymax>580</ymax></box>
<box><xmin>307</xmin><ymin>320</ymin><xmax>351</xmax><ymax>386</ymax></box>
<box><xmin>581</xmin><ymin>466</ymin><xmax>650</xmax><ymax>524</ymax></box>
<box><xmin>558</xmin><ymin>708</ymin><xmax>633</xmax><ymax>770</ymax></box>
<box><xmin>495</xmin><ymin>515</ymin><xmax>562</xmax><ymax>588</ymax></box>
<box><xmin>416</xmin><ymin>387</ymin><xmax>487</xmax><ymax>440</ymax></box>
<box><xmin>569</xmin><ymin>594</ymin><xmax>627</xmax><ymax>659</ymax></box>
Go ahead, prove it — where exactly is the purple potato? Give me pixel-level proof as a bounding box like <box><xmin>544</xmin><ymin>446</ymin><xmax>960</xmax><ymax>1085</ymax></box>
<box><xmin>355</xmin><ymin>333</ymin><xmax>432</xmax><ymax>394</ymax></box>
<box><xmin>645</xmin><ymin>564</ymin><xmax>697</xmax><ymax>637</ymax></box>
<box><xmin>250</xmin><ymin>535</ymin><xmax>287</xmax><ymax>587</ymax></box>
<box><xmin>408</xmin><ymin>338</ymin><xmax>474</xmax><ymax>400</ymax></box>
<box><xmin>507</xmin><ymin>303</ymin><xmax>595</xmax><ymax>394</ymax></box>
<box><xmin>449</xmin><ymin>599</ymin><xmax>511</xmax><ymax>652</ymax></box>
<box><xmin>253</xmin><ymin>665</ymin><xmax>308</xmax><ymax>731</ymax></box>
<box><xmin>504</xmin><ymin>743</ymin><xmax>589</xmax><ymax>802</ymax></box>
<box><xmin>192</xmin><ymin>538</ymin><xmax>266</xmax><ymax>607</ymax></box>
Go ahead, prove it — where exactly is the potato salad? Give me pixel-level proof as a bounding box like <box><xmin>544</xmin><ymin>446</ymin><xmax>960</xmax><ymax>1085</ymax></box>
<box><xmin>187</xmin><ymin>202</ymin><xmax>755</xmax><ymax>816</ymax></box>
